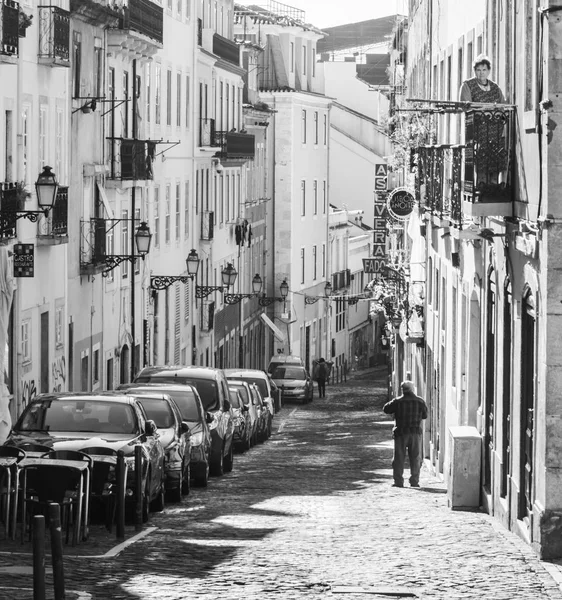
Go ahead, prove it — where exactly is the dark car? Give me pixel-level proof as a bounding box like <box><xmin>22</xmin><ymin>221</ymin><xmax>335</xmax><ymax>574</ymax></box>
<box><xmin>224</xmin><ymin>368</ymin><xmax>277</xmax><ymax>427</ymax></box>
<box><xmin>119</xmin><ymin>383</ymin><xmax>212</xmax><ymax>486</ymax></box>
<box><xmin>134</xmin><ymin>366</ymin><xmax>234</xmax><ymax>476</ymax></box>
<box><xmin>271</xmin><ymin>365</ymin><xmax>314</xmax><ymax>404</ymax></box>
<box><xmin>228</xmin><ymin>385</ymin><xmax>252</xmax><ymax>451</ymax></box>
<box><xmin>248</xmin><ymin>382</ymin><xmax>269</xmax><ymax>443</ymax></box>
<box><xmin>6</xmin><ymin>392</ymin><xmax>166</xmax><ymax>520</ymax></box>
<box><xmin>128</xmin><ymin>392</ymin><xmax>191</xmax><ymax>502</ymax></box>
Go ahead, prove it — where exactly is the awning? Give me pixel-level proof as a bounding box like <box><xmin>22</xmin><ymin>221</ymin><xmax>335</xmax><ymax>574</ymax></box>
<box><xmin>96</xmin><ymin>181</ymin><xmax>114</xmax><ymax>219</ymax></box>
<box><xmin>260</xmin><ymin>313</ymin><xmax>286</xmax><ymax>342</ymax></box>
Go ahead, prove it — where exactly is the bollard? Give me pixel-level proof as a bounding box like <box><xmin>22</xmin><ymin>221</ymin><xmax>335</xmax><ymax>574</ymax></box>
<box><xmin>134</xmin><ymin>445</ymin><xmax>143</xmax><ymax>531</ymax></box>
<box><xmin>33</xmin><ymin>515</ymin><xmax>46</xmax><ymax>600</ymax></box>
<box><xmin>344</xmin><ymin>360</ymin><xmax>347</xmax><ymax>382</ymax></box>
<box><xmin>48</xmin><ymin>503</ymin><xmax>65</xmax><ymax>600</ymax></box>
<box><xmin>116</xmin><ymin>450</ymin><xmax>125</xmax><ymax>540</ymax></box>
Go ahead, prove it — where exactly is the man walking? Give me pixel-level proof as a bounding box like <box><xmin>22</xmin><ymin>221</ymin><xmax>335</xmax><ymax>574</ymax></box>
<box><xmin>313</xmin><ymin>358</ymin><xmax>329</xmax><ymax>398</ymax></box>
<box><xmin>383</xmin><ymin>381</ymin><xmax>428</xmax><ymax>488</ymax></box>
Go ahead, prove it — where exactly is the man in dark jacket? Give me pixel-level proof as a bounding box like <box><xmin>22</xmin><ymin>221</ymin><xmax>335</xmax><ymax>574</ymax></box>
<box><xmin>313</xmin><ymin>358</ymin><xmax>329</xmax><ymax>398</ymax></box>
<box><xmin>383</xmin><ymin>381</ymin><xmax>428</xmax><ymax>488</ymax></box>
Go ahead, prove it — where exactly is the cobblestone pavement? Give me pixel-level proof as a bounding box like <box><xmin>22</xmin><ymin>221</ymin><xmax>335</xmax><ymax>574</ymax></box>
<box><xmin>1</xmin><ymin>366</ymin><xmax>562</xmax><ymax>599</ymax></box>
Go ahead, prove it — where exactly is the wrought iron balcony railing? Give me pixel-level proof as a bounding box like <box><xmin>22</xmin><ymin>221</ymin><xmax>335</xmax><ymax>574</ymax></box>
<box><xmin>413</xmin><ymin>105</ymin><xmax>515</xmax><ymax>224</ymax></box>
<box><xmin>80</xmin><ymin>218</ymin><xmax>107</xmax><ymax>272</ymax></box>
<box><xmin>201</xmin><ymin>210</ymin><xmax>214</xmax><ymax>241</ymax></box>
<box><xmin>1</xmin><ymin>0</ymin><xmax>19</xmax><ymax>57</ymax></box>
<box><xmin>37</xmin><ymin>186</ymin><xmax>68</xmax><ymax>239</ymax></box>
<box><xmin>38</xmin><ymin>5</ymin><xmax>70</xmax><ymax>66</ymax></box>
<box><xmin>212</xmin><ymin>33</ymin><xmax>240</xmax><ymax>66</ymax></box>
<box><xmin>107</xmin><ymin>138</ymin><xmax>155</xmax><ymax>181</ymax></box>
<box><xmin>331</xmin><ymin>268</ymin><xmax>351</xmax><ymax>292</ymax></box>
<box><xmin>0</xmin><ymin>182</ymin><xmax>18</xmax><ymax>240</ymax></box>
<box><xmin>120</xmin><ymin>0</ymin><xmax>163</xmax><ymax>44</ymax></box>
<box><xmin>213</xmin><ymin>131</ymin><xmax>256</xmax><ymax>160</ymax></box>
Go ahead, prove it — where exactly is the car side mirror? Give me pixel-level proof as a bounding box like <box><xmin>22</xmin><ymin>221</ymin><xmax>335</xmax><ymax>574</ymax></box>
<box><xmin>224</xmin><ymin>399</ymin><xmax>231</xmax><ymax>411</ymax></box>
<box><xmin>180</xmin><ymin>421</ymin><xmax>190</xmax><ymax>434</ymax></box>
<box><xmin>145</xmin><ymin>419</ymin><xmax>157</xmax><ymax>436</ymax></box>
<box><xmin>242</xmin><ymin>405</ymin><xmax>249</xmax><ymax>412</ymax></box>
<box><xmin>206</xmin><ymin>412</ymin><xmax>213</xmax><ymax>424</ymax></box>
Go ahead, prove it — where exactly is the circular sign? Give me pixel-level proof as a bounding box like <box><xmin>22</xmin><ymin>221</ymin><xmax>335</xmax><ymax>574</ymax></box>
<box><xmin>386</xmin><ymin>187</ymin><xmax>415</xmax><ymax>220</ymax></box>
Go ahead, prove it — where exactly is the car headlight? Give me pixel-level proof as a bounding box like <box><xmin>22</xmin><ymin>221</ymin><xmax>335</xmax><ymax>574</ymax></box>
<box><xmin>294</xmin><ymin>386</ymin><xmax>305</xmax><ymax>392</ymax></box>
<box><xmin>190</xmin><ymin>432</ymin><xmax>204</xmax><ymax>446</ymax></box>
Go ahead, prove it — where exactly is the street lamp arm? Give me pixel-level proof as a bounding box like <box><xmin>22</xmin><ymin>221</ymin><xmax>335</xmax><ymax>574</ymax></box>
<box><xmin>196</xmin><ymin>284</ymin><xmax>226</xmax><ymax>299</ymax></box>
<box><xmin>150</xmin><ymin>275</ymin><xmax>191</xmax><ymax>290</ymax></box>
<box><xmin>102</xmin><ymin>255</ymin><xmax>145</xmax><ymax>278</ymax></box>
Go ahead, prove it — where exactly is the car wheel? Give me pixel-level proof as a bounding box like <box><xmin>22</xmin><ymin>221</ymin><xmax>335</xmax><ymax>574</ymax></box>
<box><xmin>223</xmin><ymin>442</ymin><xmax>234</xmax><ymax>473</ymax></box>
<box><xmin>194</xmin><ymin>461</ymin><xmax>209</xmax><ymax>487</ymax></box>
<box><xmin>182</xmin><ymin>463</ymin><xmax>191</xmax><ymax>495</ymax></box>
<box><xmin>150</xmin><ymin>476</ymin><xmax>165</xmax><ymax>513</ymax></box>
<box><xmin>210</xmin><ymin>446</ymin><xmax>224</xmax><ymax>476</ymax></box>
<box><xmin>168</xmin><ymin>469</ymin><xmax>183</xmax><ymax>503</ymax></box>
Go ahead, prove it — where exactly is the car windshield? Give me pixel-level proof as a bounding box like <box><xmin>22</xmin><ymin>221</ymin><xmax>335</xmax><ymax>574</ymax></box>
<box><xmin>228</xmin><ymin>389</ymin><xmax>242</xmax><ymax>408</ymax></box>
<box><xmin>229</xmin><ymin>384</ymin><xmax>250</xmax><ymax>406</ymax></box>
<box><xmin>159</xmin><ymin>390</ymin><xmax>202</xmax><ymax>422</ymax></box>
<box><xmin>272</xmin><ymin>367</ymin><xmax>307</xmax><ymax>380</ymax></box>
<box><xmin>18</xmin><ymin>399</ymin><xmax>138</xmax><ymax>435</ymax></box>
<box><xmin>136</xmin><ymin>375</ymin><xmax>220</xmax><ymax>411</ymax></box>
<box><xmin>136</xmin><ymin>398</ymin><xmax>175</xmax><ymax>429</ymax></box>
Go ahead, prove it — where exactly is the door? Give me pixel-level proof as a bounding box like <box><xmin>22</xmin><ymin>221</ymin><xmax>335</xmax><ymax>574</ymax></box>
<box><xmin>484</xmin><ymin>277</ymin><xmax>496</xmax><ymax>491</ymax></box>
<box><xmin>305</xmin><ymin>325</ymin><xmax>310</xmax><ymax>372</ymax></box>
<box><xmin>40</xmin><ymin>312</ymin><xmax>49</xmax><ymax>393</ymax></box>
<box><xmin>501</xmin><ymin>284</ymin><xmax>512</xmax><ymax>498</ymax></box>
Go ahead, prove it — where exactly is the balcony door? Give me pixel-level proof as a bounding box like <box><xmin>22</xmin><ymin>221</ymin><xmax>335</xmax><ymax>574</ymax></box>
<box><xmin>484</xmin><ymin>276</ymin><xmax>497</xmax><ymax>491</ymax></box>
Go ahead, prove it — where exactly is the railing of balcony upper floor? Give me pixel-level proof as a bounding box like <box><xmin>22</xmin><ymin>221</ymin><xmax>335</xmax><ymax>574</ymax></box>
<box><xmin>37</xmin><ymin>186</ymin><xmax>68</xmax><ymax>239</ymax></box>
<box><xmin>107</xmin><ymin>138</ymin><xmax>156</xmax><ymax>181</ymax></box>
<box><xmin>38</xmin><ymin>5</ymin><xmax>70</xmax><ymax>65</ymax></box>
<box><xmin>213</xmin><ymin>32</ymin><xmax>240</xmax><ymax>66</ymax></box>
<box><xmin>119</xmin><ymin>0</ymin><xmax>163</xmax><ymax>44</ymax></box>
<box><xmin>213</xmin><ymin>130</ymin><xmax>256</xmax><ymax>160</ymax></box>
<box><xmin>412</xmin><ymin>105</ymin><xmax>515</xmax><ymax>225</ymax></box>
<box><xmin>1</xmin><ymin>0</ymin><xmax>19</xmax><ymax>57</ymax></box>
<box><xmin>0</xmin><ymin>183</ymin><xmax>18</xmax><ymax>240</ymax></box>
<box><xmin>80</xmin><ymin>218</ymin><xmax>108</xmax><ymax>272</ymax></box>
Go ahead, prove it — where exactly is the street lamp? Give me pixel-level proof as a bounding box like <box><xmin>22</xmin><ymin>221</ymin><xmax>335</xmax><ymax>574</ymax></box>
<box><xmin>196</xmin><ymin>260</ymin><xmax>238</xmax><ymax>298</ymax></box>
<box><xmin>186</xmin><ymin>249</ymin><xmax>200</xmax><ymax>278</ymax></box>
<box><xmin>35</xmin><ymin>166</ymin><xmax>59</xmax><ymax>214</ymax></box>
<box><xmin>324</xmin><ymin>281</ymin><xmax>332</xmax><ymax>297</ymax></box>
<box><xmin>102</xmin><ymin>221</ymin><xmax>152</xmax><ymax>277</ymax></box>
<box><xmin>258</xmin><ymin>278</ymin><xmax>289</xmax><ymax>307</ymax></box>
<box><xmin>224</xmin><ymin>272</ymin><xmax>263</xmax><ymax>305</ymax></box>
<box><xmin>150</xmin><ymin>248</ymin><xmax>201</xmax><ymax>291</ymax></box>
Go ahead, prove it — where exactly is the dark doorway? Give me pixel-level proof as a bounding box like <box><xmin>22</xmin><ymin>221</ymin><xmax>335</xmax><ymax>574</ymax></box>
<box><xmin>120</xmin><ymin>345</ymin><xmax>130</xmax><ymax>384</ymax></box>
<box><xmin>484</xmin><ymin>276</ymin><xmax>496</xmax><ymax>491</ymax></box>
<box><xmin>305</xmin><ymin>325</ymin><xmax>310</xmax><ymax>372</ymax></box>
<box><xmin>40</xmin><ymin>312</ymin><xmax>49</xmax><ymax>393</ymax></box>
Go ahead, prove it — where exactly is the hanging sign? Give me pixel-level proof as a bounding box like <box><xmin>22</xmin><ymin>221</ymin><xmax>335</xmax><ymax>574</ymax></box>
<box><xmin>387</xmin><ymin>187</ymin><xmax>415</xmax><ymax>221</ymax></box>
<box><xmin>367</xmin><ymin>192</ymin><xmax>387</xmax><ymax>274</ymax></box>
<box><xmin>374</xmin><ymin>163</ymin><xmax>388</xmax><ymax>191</ymax></box>
<box><xmin>13</xmin><ymin>244</ymin><xmax>34</xmax><ymax>278</ymax></box>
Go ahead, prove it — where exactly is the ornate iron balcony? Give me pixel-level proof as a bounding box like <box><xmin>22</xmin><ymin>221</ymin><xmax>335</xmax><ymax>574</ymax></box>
<box><xmin>38</xmin><ymin>5</ymin><xmax>70</xmax><ymax>66</ymax></box>
<box><xmin>200</xmin><ymin>300</ymin><xmax>215</xmax><ymax>332</ymax></box>
<box><xmin>107</xmin><ymin>138</ymin><xmax>155</xmax><ymax>181</ymax></box>
<box><xmin>1</xmin><ymin>0</ymin><xmax>19</xmax><ymax>57</ymax></box>
<box><xmin>120</xmin><ymin>0</ymin><xmax>163</xmax><ymax>45</ymax></box>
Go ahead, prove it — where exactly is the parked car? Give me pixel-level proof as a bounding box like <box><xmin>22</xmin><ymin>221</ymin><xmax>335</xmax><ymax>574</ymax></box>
<box><xmin>5</xmin><ymin>392</ymin><xmax>166</xmax><ymax>520</ymax></box>
<box><xmin>228</xmin><ymin>387</ymin><xmax>251</xmax><ymax>451</ymax></box>
<box><xmin>119</xmin><ymin>383</ymin><xmax>211</xmax><ymax>486</ymax></box>
<box><xmin>267</xmin><ymin>355</ymin><xmax>304</xmax><ymax>375</ymax></box>
<box><xmin>123</xmin><ymin>391</ymin><xmax>191</xmax><ymax>502</ymax></box>
<box><xmin>226</xmin><ymin>379</ymin><xmax>259</xmax><ymax>448</ymax></box>
<box><xmin>134</xmin><ymin>366</ymin><xmax>234</xmax><ymax>476</ymax></box>
<box><xmin>271</xmin><ymin>365</ymin><xmax>314</xmax><ymax>404</ymax></box>
<box><xmin>224</xmin><ymin>368</ymin><xmax>277</xmax><ymax>426</ymax></box>
<box><xmin>248</xmin><ymin>382</ymin><xmax>269</xmax><ymax>442</ymax></box>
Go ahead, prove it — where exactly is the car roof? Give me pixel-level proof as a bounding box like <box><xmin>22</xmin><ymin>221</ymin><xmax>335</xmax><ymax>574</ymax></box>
<box><xmin>32</xmin><ymin>392</ymin><xmax>138</xmax><ymax>406</ymax></box>
<box><xmin>137</xmin><ymin>366</ymin><xmax>223</xmax><ymax>380</ymax></box>
<box><xmin>224</xmin><ymin>369</ymin><xmax>269</xmax><ymax>378</ymax></box>
<box><xmin>119</xmin><ymin>382</ymin><xmax>199</xmax><ymax>394</ymax></box>
<box><xmin>227</xmin><ymin>379</ymin><xmax>252</xmax><ymax>388</ymax></box>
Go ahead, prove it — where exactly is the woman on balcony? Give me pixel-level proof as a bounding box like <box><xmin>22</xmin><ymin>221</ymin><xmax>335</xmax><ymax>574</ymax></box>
<box><xmin>459</xmin><ymin>55</ymin><xmax>508</xmax><ymax>198</ymax></box>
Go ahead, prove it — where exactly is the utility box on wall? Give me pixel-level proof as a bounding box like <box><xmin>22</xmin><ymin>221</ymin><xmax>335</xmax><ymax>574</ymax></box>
<box><xmin>448</xmin><ymin>426</ymin><xmax>481</xmax><ymax>510</ymax></box>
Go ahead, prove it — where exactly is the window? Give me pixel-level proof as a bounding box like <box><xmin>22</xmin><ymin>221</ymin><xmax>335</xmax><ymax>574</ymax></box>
<box><xmin>134</xmin><ymin>207</ymin><xmax>141</xmax><ymax>274</ymax></box>
<box><xmin>55</xmin><ymin>306</ymin><xmax>64</xmax><ymax>347</ymax></box>
<box><xmin>175</xmin><ymin>182</ymin><xmax>181</xmax><ymax>240</ymax></box>
<box><xmin>176</xmin><ymin>73</ymin><xmax>182</xmax><ymax>126</ymax></box>
<box><xmin>123</xmin><ymin>71</ymin><xmax>129</xmax><ymax>137</ymax></box>
<box><xmin>165</xmin><ymin>184</ymin><xmax>171</xmax><ymax>243</ymax></box>
<box><xmin>312</xmin><ymin>45</ymin><xmax>316</xmax><ymax>77</ymax></box>
<box><xmin>55</xmin><ymin>109</ymin><xmax>64</xmax><ymax>184</ymax></box>
<box><xmin>314</xmin><ymin>112</ymin><xmax>318</xmax><ymax>144</ymax></box>
<box><xmin>323</xmin><ymin>113</ymin><xmax>327</xmax><ymax>144</ymax></box>
<box><xmin>301</xmin><ymin>180</ymin><xmax>306</xmax><ymax>216</ymax></box>
<box><xmin>155</xmin><ymin>63</ymin><xmax>161</xmax><ymax>125</ymax></box>
<box><xmin>93</xmin><ymin>348</ymin><xmax>100</xmax><ymax>384</ymax></box>
<box><xmin>303</xmin><ymin>45</ymin><xmax>307</xmax><ymax>75</ymax></box>
<box><xmin>300</xmin><ymin>248</ymin><xmax>305</xmax><ymax>284</ymax></box>
<box><xmin>301</xmin><ymin>110</ymin><xmax>307</xmax><ymax>143</ymax></box>
<box><xmin>22</xmin><ymin>106</ymin><xmax>30</xmax><ymax>185</ymax></box>
<box><xmin>146</xmin><ymin>64</ymin><xmax>151</xmax><ymax>123</ymax></box>
<box><xmin>290</xmin><ymin>42</ymin><xmax>294</xmax><ymax>73</ymax></box>
<box><xmin>72</xmin><ymin>31</ymin><xmax>81</xmax><ymax>98</ymax></box>
<box><xmin>39</xmin><ymin>106</ymin><xmax>47</xmax><ymax>168</ymax></box>
<box><xmin>21</xmin><ymin>320</ymin><xmax>31</xmax><ymax>363</ymax></box>
<box><xmin>121</xmin><ymin>210</ymin><xmax>129</xmax><ymax>278</ymax></box>
<box><xmin>323</xmin><ymin>180</ymin><xmax>327</xmax><ymax>213</ymax></box>
<box><xmin>322</xmin><ymin>243</ymin><xmax>326</xmax><ymax>277</ymax></box>
<box><xmin>154</xmin><ymin>187</ymin><xmax>160</xmax><ymax>247</ymax></box>
<box><xmin>93</xmin><ymin>38</ymin><xmax>102</xmax><ymax>98</ymax></box>
<box><xmin>184</xmin><ymin>181</ymin><xmax>189</xmax><ymax>236</ymax></box>
<box><xmin>313</xmin><ymin>245</ymin><xmax>317</xmax><ymax>280</ymax></box>
<box><xmin>219</xmin><ymin>174</ymin><xmax>224</xmax><ymax>223</ymax></box>
<box><xmin>177</xmin><ymin>0</ymin><xmax>182</xmax><ymax>17</ymax></box>
<box><xmin>313</xmin><ymin>180</ymin><xmax>318</xmax><ymax>214</ymax></box>
<box><xmin>185</xmin><ymin>74</ymin><xmax>190</xmax><ymax>128</ymax></box>
<box><xmin>106</xmin><ymin>228</ymin><xmax>114</xmax><ymax>282</ymax></box>
<box><xmin>167</xmin><ymin>69</ymin><xmax>172</xmax><ymax>126</ymax></box>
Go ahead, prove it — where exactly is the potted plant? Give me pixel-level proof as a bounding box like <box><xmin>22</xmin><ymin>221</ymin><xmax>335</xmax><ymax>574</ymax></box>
<box><xmin>19</xmin><ymin>11</ymin><xmax>33</xmax><ymax>37</ymax></box>
<box><xmin>15</xmin><ymin>181</ymin><xmax>31</xmax><ymax>210</ymax></box>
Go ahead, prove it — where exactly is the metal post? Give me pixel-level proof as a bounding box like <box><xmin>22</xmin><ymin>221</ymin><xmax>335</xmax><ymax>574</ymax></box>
<box><xmin>130</xmin><ymin>59</ymin><xmax>138</xmax><ymax>382</ymax></box>
<box><xmin>134</xmin><ymin>445</ymin><xmax>143</xmax><ymax>531</ymax></box>
<box><xmin>116</xmin><ymin>450</ymin><xmax>125</xmax><ymax>540</ymax></box>
<box><xmin>33</xmin><ymin>515</ymin><xmax>46</xmax><ymax>600</ymax></box>
<box><xmin>48</xmin><ymin>503</ymin><xmax>65</xmax><ymax>600</ymax></box>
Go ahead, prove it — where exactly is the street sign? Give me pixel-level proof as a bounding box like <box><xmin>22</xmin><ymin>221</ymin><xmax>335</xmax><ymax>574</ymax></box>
<box><xmin>363</xmin><ymin>258</ymin><xmax>387</xmax><ymax>273</ymax></box>
<box><xmin>375</xmin><ymin>164</ymin><xmax>388</xmax><ymax>177</ymax></box>
<box><xmin>387</xmin><ymin>187</ymin><xmax>415</xmax><ymax>220</ymax></box>
<box><xmin>374</xmin><ymin>163</ymin><xmax>388</xmax><ymax>192</ymax></box>
<box><xmin>13</xmin><ymin>244</ymin><xmax>34</xmax><ymax>277</ymax></box>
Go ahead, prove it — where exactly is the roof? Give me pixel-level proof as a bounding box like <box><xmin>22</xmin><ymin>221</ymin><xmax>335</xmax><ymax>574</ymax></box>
<box><xmin>317</xmin><ymin>16</ymin><xmax>398</xmax><ymax>54</ymax></box>
<box><xmin>136</xmin><ymin>366</ymin><xmax>223</xmax><ymax>380</ymax></box>
<box><xmin>234</xmin><ymin>2</ymin><xmax>326</xmax><ymax>35</ymax></box>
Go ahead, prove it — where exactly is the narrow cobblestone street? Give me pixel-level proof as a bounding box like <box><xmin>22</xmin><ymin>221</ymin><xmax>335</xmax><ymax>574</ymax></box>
<box><xmin>2</xmin><ymin>367</ymin><xmax>562</xmax><ymax>599</ymax></box>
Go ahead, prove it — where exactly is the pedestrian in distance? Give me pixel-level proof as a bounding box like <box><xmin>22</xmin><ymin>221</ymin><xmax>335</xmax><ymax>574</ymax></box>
<box><xmin>313</xmin><ymin>358</ymin><xmax>329</xmax><ymax>398</ymax></box>
<box><xmin>383</xmin><ymin>380</ymin><xmax>428</xmax><ymax>488</ymax></box>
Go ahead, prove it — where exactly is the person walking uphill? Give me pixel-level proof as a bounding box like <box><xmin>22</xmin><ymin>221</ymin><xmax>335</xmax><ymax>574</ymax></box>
<box><xmin>383</xmin><ymin>381</ymin><xmax>428</xmax><ymax>488</ymax></box>
<box><xmin>313</xmin><ymin>358</ymin><xmax>329</xmax><ymax>398</ymax></box>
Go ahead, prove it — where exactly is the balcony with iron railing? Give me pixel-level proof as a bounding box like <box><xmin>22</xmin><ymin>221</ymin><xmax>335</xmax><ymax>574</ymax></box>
<box><xmin>201</xmin><ymin>211</ymin><xmax>214</xmax><ymax>241</ymax></box>
<box><xmin>413</xmin><ymin>105</ymin><xmax>515</xmax><ymax>227</ymax></box>
<box><xmin>1</xmin><ymin>0</ymin><xmax>19</xmax><ymax>60</ymax></box>
<box><xmin>213</xmin><ymin>32</ymin><xmax>240</xmax><ymax>66</ymax></box>
<box><xmin>70</xmin><ymin>0</ymin><xmax>124</xmax><ymax>24</ymax></box>
<box><xmin>38</xmin><ymin>5</ymin><xmax>70</xmax><ymax>66</ymax></box>
<box><xmin>80</xmin><ymin>218</ymin><xmax>108</xmax><ymax>274</ymax></box>
<box><xmin>37</xmin><ymin>186</ymin><xmax>68</xmax><ymax>244</ymax></box>
<box><xmin>200</xmin><ymin>300</ymin><xmax>215</xmax><ymax>332</ymax></box>
<box><xmin>108</xmin><ymin>0</ymin><xmax>163</xmax><ymax>59</ymax></box>
<box><xmin>106</xmin><ymin>138</ymin><xmax>155</xmax><ymax>182</ymax></box>
<box><xmin>0</xmin><ymin>183</ymin><xmax>18</xmax><ymax>241</ymax></box>
<box><xmin>213</xmin><ymin>130</ymin><xmax>256</xmax><ymax>163</ymax></box>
